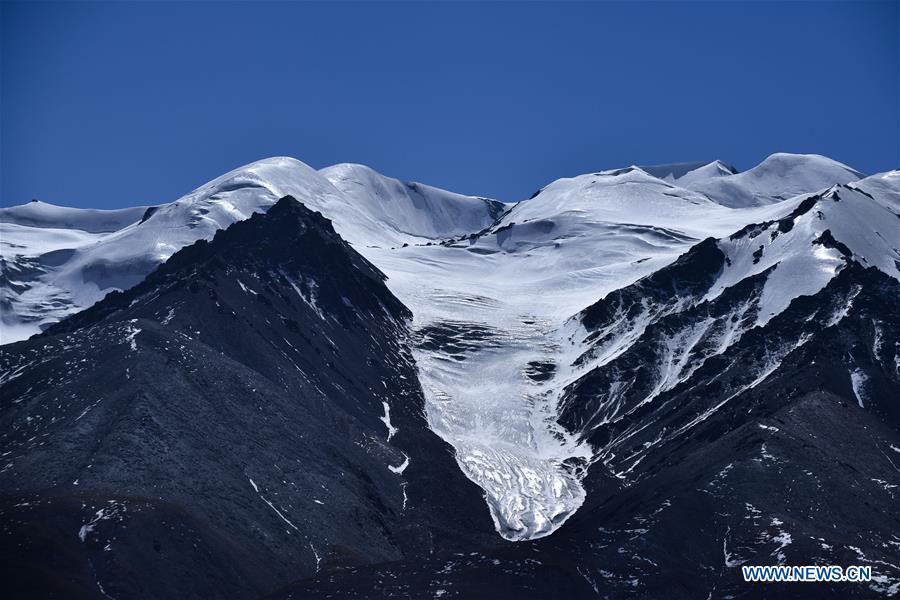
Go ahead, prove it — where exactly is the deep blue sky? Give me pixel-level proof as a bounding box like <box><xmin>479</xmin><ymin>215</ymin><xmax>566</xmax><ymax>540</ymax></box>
<box><xmin>1</xmin><ymin>1</ymin><xmax>897</xmax><ymax>208</ymax></box>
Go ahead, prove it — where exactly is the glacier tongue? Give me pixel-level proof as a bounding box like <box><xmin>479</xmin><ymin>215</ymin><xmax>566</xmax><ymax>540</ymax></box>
<box><xmin>354</xmin><ymin>163</ymin><xmax>849</xmax><ymax>540</ymax></box>
<box><xmin>360</xmin><ymin>222</ymin><xmax>695</xmax><ymax>540</ymax></box>
<box><xmin>413</xmin><ymin>307</ymin><xmax>593</xmax><ymax>541</ymax></box>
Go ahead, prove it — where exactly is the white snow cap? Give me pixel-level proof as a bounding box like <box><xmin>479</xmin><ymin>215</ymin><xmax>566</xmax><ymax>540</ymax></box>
<box><xmin>681</xmin><ymin>153</ymin><xmax>862</xmax><ymax>207</ymax></box>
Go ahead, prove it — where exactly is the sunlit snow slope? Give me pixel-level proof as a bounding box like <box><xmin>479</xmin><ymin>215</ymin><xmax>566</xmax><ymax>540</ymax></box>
<box><xmin>680</xmin><ymin>153</ymin><xmax>862</xmax><ymax>207</ymax></box>
<box><xmin>0</xmin><ymin>200</ymin><xmax>151</xmax><ymax>233</ymax></box>
<box><xmin>0</xmin><ymin>157</ymin><xmax>504</xmax><ymax>343</ymax></box>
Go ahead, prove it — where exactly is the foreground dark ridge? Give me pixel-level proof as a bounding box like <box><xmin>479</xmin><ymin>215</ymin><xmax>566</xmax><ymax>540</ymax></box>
<box><xmin>0</xmin><ymin>197</ymin><xmax>497</xmax><ymax>599</ymax></box>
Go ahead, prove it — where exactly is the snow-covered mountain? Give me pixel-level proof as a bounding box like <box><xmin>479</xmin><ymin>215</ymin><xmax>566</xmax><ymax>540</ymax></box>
<box><xmin>671</xmin><ymin>159</ymin><xmax>737</xmax><ymax>187</ymax></box>
<box><xmin>320</xmin><ymin>162</ymin><xmax>507</xmax><ymax>244</ymax></box>
<box><xmin>0</xmin><ymin>200</ymin><xmax>151</xmax><ymax>233</ymax></box>
<box><xmin>2</xmin><ymin>152</ymin><xmax>899</xmax><ymax>599</ymax></box>
<box><xmin>638</xmin><ymin>159</ymin><xmax>736</xmax><ymax>184</ymax></box>
<box><xmin>681</xmin><ymin>152</ymin><xmax>863</xmax><ymax>207</ymax></box>
<box><xmin>560</xmin><ymin>182</ymin><xmax>899</xmax><ymax>446</ymax></box>
<box><xmin>0</xmin><ymin>157</ymin><xmax>506</xmax><ymax>343</ymax></box>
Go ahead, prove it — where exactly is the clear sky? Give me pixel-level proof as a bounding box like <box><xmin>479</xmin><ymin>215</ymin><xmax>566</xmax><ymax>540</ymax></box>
<box><xmin>1</xmin><ymin>1</ymin><xmax>897</xmax><ymax>208</ymax></box>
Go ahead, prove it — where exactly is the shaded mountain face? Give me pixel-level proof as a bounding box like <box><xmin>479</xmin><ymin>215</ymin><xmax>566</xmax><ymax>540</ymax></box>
<box><xmin>564</xmin><ymin>184</ymin><xmax>898</xmax><ymax>447</ymax></box>
<box><xmin>0</xmin><ymin>197</ymin><xmax>497</xmax><ymax>600</ymax></box>
<box><xmin>546</xmin><ymin>250</ymin><xmax>900</xmax><ymax>599</ymax></box>
<box><xmin>562</xmin><ymin>244</ymin><xmax>900</xmax><ymax>490</ymax></box>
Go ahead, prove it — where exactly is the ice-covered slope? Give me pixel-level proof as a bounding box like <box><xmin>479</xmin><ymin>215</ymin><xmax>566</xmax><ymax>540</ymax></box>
<box><xmin>360</xmin><ymin>160</ymin><xmax>898</xmax><ymax>543</ymax></box>
<box><xmin>0</xmin><ymin>201</ymin><xmax>153</xmax><ymax>342</ymax></box>
<box><xmin>1</xmin><ymin>225</ymin><xmax>111</xmax><ymax>343</ymax></box>
<box><xmin>497</xmin><ymin>166</ymin><xmax>731</xmax><ymax>238</ymax></box>
<box><xmin>551</xmin><ymin>182</ymin><xmax>899</xmax><ymax>478</ymax></box>
<box><xmin>638</xmin><ymin>160</ymin><xmax>736</xmax><ymax>183</ymax></box>
<box><xmin>2</xmin><ymin>157</ymin><xmax>339</xmax><ymax>342</ymax></box>
<box><xmin>674</xmin><ymin>159</ymin><xmax>738</xmax><ymax>188</ymax></box>
<box><xmin>320</xmin><ymin>163</ymin><xmax>508</xmax><ymax>245</ymax></box>
<box><xmin>681</xmin><ymin>152</ymin><xmax>862</xmax><ymax>207</ymax></box>
<box><xmin>0</xmin><ymin>157</ymin><xmax>504</xmax><ymax>343</ymax></box>
<box><xmin>852</xmin><ymin>168</ymin><xmax>900</xmax><ymax>213</ymax></box>
<box><xmin>707</xmin><ymin>185</ymin><xmax>900</xmax><ymax>325</ymax></box>
<box><xmin>0</xmin><ymin>200</ymin><xmax>150</xmax><ymax>233</ymax></box>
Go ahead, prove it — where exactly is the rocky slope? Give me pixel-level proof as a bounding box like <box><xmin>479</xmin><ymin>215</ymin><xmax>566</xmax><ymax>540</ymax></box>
<box><xmin>0</xmin><ymin>197</ymin><xmax>497</xmax><ymax>599</ymax></box>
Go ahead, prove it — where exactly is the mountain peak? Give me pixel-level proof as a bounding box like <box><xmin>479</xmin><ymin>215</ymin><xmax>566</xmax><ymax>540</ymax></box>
<box><xmin>638</xmin><ymin>161</ymin><xmax>723</xmax><ymax>181</ymax></box>
<box><xmin>41</xmin><ymin>194</ymin><xmax>405</xmax><ymax>339</ymax></box>
<box><xmin>755</xmin><ymin>152</ymin><xmax>863</xmax><ymax>177</ymax></box>
<box><xmin>260</xmin><ymin>193</ymin><xmax>322</xmax><ymax>221</ymax></box>
<box><xmin>678</xmin><ymin>152</ymin><xmax>863</xmax><ymax>208</ymax></box>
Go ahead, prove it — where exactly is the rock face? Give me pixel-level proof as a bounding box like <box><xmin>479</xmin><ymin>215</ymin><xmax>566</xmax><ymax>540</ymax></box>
<box><xmin>0</xmin><ymin>197</ymin><xmax>497</xmax><ymax>600</ymax></box>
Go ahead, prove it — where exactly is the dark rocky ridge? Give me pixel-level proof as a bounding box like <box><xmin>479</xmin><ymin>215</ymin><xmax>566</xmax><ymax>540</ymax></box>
<box><xmin>0</xmin><ymin>196</ymin><xmax>498</xmax><ymax>599</ymax></box>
